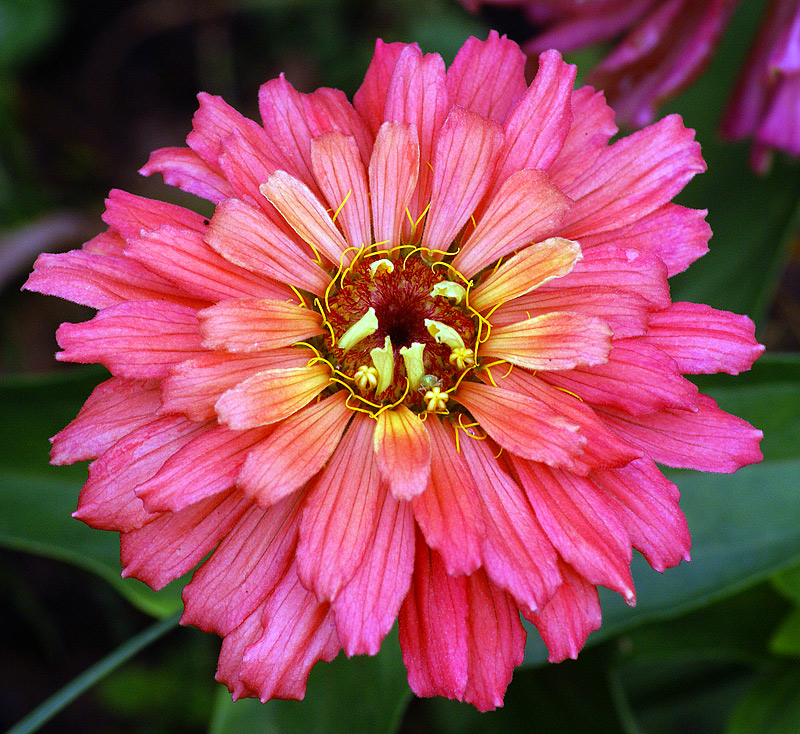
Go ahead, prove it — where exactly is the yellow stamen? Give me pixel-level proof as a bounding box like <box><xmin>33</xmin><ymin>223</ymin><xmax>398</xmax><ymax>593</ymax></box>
<box><xmin>424</xmin><ymin>386</ymin><xmax>449</xmax><ymax>413</ymax></box>
<box><xmin>354</xmin><ymin>365</ymin><xmax>379</xmax><ymax>392</ymax></box>
<box><xmin>399</xmin><ymin>342</ymin><xmax>426</xmax><ymax>390</ymax></box>
<box><xmin>430</xmin><ymin>280</ymin><xmax>467</xmax><ymax>304</ymax></box>
<box><xmin>338</xmin><ymin>307</ymin><xmax>379</xmax><ymax>352</ymax></box>
<box><xmin>370</xmin><ymin>336</ymin><xmax>395</xmax><ymax>394</ymax></box>
<box><xmin>425</xmin><ymin>319</ymin><xmax>465</xmax><ymax>351</ymax></box>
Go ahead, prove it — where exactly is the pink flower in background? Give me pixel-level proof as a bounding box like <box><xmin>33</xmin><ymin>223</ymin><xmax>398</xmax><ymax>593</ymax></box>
<box><xmin>721</xmin><ymin>0</ymin><xmax>800</xmax><ymax>173</ymax></box>
<box><xmin>25</xmin><ymin>32</ymin><xmax>763</xmax><ymax>710</ymax></box>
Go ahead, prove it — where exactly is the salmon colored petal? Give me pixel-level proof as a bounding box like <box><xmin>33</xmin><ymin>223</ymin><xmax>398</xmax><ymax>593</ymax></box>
<box><xmin>160</xmin><ymin>349</ymin><xmax>308</xmax><ymax>422</ymax></box>
<box><xmin>469</xmin><ymin>237</ymin><xmax>582</xmax><ymax>313</ymax></box>
<box><xmin>600</xmin><ymin>394</ymin><xmax>764</xmax><ymax>473</ymax></box>
<box><xmin>120</xmin><ymin>490</ymin><xmax>250</xmax><ymax>590</ymax></box>
<box><xmin>50</xmin><ymin>378</ymin><xmax>161</xmax><ymax>465</ymax></box>
<box><xmin>206</xmin><ymin>198</ymin><xmax>331</xmax><ymax>296</ymax></box>
<box><xmin>411</xmin><ymin>418</ymin><xmax>485</xmax><ymax>576</ymax></box>
<box><xmin>420</xmin><ymin>107</ymin><xmax>503</xmax><ymax>252</ymax></box>
<box><xmin>455</xmin><ymin>381</ymin><xmax>586</xmax><ymax>469</ymax></box>
<box><xmin>215</xmin><ymin>363</ymin><xmax>331</xmax><ymax>430</ymax></box>
<box><xmin>182</xmin><ymin>495</ymin><xmax>302</xmax><ymax>636</ymax></box>
<box><xmin>446</xmin><ymin>30</ymin><xmax>527</xmax><ymax>122</ymax></box>
<box><xmin>237</xmin><ymin>563</ymin><xmax>340</xmax><ymax>702</ymax></box>
<box><xmin>296</xmin><ymin>414</ymin><xmax>382</xmax><ymax>602</ymax></box>
<box><xmin>126</xmin><ymin>225</ymin><xmax>292</xmax><ymax>302</ymax></box>
<box><xmin>523</xmin><ymin>561</ymin><xmax>602</xmax><ymax>663</ymax></box>
<box><xmin>56</xmin><ymin>301</ymin><xmax>204</xmax><ymax>380</ymax></box>
<box><xmin>199</xmin><ymin>299</ymin><xmax>322</xmax><ymax>353</ymax></box>
<box><xmin>302</xmin><ymin>87</ymin><xmax>373</xmax><ymax>166</ymax></box>
<box><xmin>368</xmin><ymin>121</ymin><xmax>419</xmax><ymax>247</ymax></box>
<box><xmin>260</xmin><ymin>170</ymin><xmax>351</xmax><ymax>267</ymax></box>
<box><xmin>102</xmin><ymin>189</ymin><xmax>206</xmax><ymax>238</ymax></box>
<box><xmin>453</xmin><ymin>169</ymin><xmax>571</xmax><ymax>277</ymax></box>
<box><xmin>399</xmin><ymin>532</ymin><xmax>469</xmax><ymax>702</ymax></box>
<box><xmin>509</xmin><ymin>458</ymin><xmax>635</xmax><ymax>603</ymax></box>
<box><xmin>139</xmin><ymin>146</ymin><xmax>233</xmax><ymax>203</ymax></box>
<box><xmin>481</xmin><ymin>312</ymin><xmax>613</xmax><ymax>371</ymax></box>
<box><xmin>463</xmin><ymin>571</ymin><xmax>526</xmax><ymax>712</ymax></box>
<box><xmin>311</xmin><ymin>131</ymin><xmax>371</xmax><ymax>249</ymax></box>
<box><xmin>237</xmin><ymin>392</ymin><xmax>352</xmax><ymax>507</ymax></box>
<box><xmin>593</xmin><ymin>459</ymin><xmax>691</xmax><ymax>573</ymax></box>
<box><xmin>459</xmin><ymin>434</ymin><xmax>562</xmax><ymax>613</ymax></box>
<box><xmin>374</xmin><ymin>405</ymin><xmax>431</xmax><ymax>501</ymax></box>
<box><xmin>332</xmin><ymin>488</ymin><xmax>415</xmax><ymax>656</ymax></box>
<box><xmin>135</xmin><ymin>425</ymin><xmax>271</xmax><ymax>513</ymax></box>
<box><xmin>493</xmin><ymin>50</ymin><xmax>576</xmax><ymax>184</ymax></box>
<box><xmin>644</xmin><ymin>302</ymin><xmax>764</xmax><ymax>375</ymax></box>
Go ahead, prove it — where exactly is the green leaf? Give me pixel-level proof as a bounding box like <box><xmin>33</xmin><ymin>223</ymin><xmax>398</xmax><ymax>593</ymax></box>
<box><xmin>773</xmin><ymin>561</ymin><xmax>800</xmax><ymax>604</ymax></box>
<box><xmin>0</xmin><ymin>369</ymin><xmax>183</xmax><ymax>617</ymax></box>
<box><xmin>208</xmin><ymin>627</ymin><xmax>411</xmax><ymax>734</ymax></box>
<box><xmin>728</xmin><ymin>664</ymin><xmax>800</xmax><ymax>734</ymax></box>
<box><xmin>524</xmin><ymin>354</ymin><xmax>800</xmax><ymax>664</ymax></box>
<box><xmin>771</xmin><ymin>609</ymin><xmax>800</xmax><ymax>658</ymax></box>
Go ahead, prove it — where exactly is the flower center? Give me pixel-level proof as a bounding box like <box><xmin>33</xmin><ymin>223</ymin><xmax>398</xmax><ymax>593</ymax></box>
<box><xmin>320</xmin><ymin>248</ymin><xmax>479</xmax><ymax>414</ymax></box>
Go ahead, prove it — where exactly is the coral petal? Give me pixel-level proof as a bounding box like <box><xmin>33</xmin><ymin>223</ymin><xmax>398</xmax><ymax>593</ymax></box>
<box><xmin>374</xmin><ymin>405</ymin><xmax>431</xmax><ymax>501</ymax></box>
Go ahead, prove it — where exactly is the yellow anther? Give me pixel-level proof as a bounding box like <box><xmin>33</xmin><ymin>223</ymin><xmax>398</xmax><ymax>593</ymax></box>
<box><xmin>399</xmin><ymin>342</ymin><xmax>425</xmax><ymax>390</ymax></box>
<box><xmin>370</xmin><ymin>336</ymin><xmax>395</xmax><ymax>394</ymax></box>
<box><xmin>369</xmin><ymin>259</ymin><xmax>394</xmax><ymax>278</ymax></box>
<box><xmin>449</xmin><ymin>346</ymin><xmax>475</xmax><ymax>371</ymax></box>
<box><xmin>338</xmin><ymin>307</ymin><xmax>379</xmax><ymax>352</ymax></box>
<box><xmin>354</xmin><ymin>365</ymin><xmax>379</xmax><ymax>392</ymax></box>
<box><xmin>424</xmin><ymin>387</ymin><xmax>449</xmax><ymax>413</ymax></box>
<box><xmin>430</xmin><ymin>280</ymin><xmax>467</xmax><ymax>304</ymax></box>
<box><xmin>425</xmin><ymin>319</ymin><xmax>465</xmax><ymax>351</ymax></box>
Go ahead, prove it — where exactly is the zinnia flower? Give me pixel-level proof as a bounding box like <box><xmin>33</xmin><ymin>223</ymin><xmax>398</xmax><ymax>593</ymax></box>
<box><xmin>720</xmin><ymin>0</ymin><xmax>800</xmax><ymax>173</ymax></box>
<box><xmin>25</xmin><ymin>32</ymin><xmax>764</xmax><ymax>710</ymax></box>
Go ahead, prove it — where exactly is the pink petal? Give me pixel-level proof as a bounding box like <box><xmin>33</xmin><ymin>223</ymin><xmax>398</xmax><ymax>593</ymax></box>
<box><xmin>81</xmin><ymin>229</ymin><xmax>125</xmax><ymax>256</ymax></box>
<box><xmin>463</xmin><ymin>570</ymin><xmax>526</xmax><ymax>712</ymax></box>
<box><xmin>600</xmin><ymin>393</ymin><xmax>764</xmax><ymax>473</ymax></box>
<box><xmin>382</xmin><ymin>46</ymin><xmax>449</xmax><ymax>234</ymax></box>
<box><xmin>493</xmin><ymin>50</ymin><xmax>576</xmax><ymax>184</ymax></box>
<box><xmin>302</xmin><ymin>87</ymin><xmax>374</xmax><ymax>166</ymax></box>
<box><xmin>542</xmin><ymin>339</ymin><xmax>699</xmax><ymax>416</ymax></box>
<box><xmin>160</xmin><ymin>349</ymin><xmax>309</xmax><ymax>422</ymax></box>
<box><xmin>458</xmin><ymin>434</ymin><xmax>562</xmax><ymax>613</ymax></box>
<box><xmin>311</xmin><ymin>132</ymin><xmax>371</xmax><ymax>249</ymax></box>
<box><xmin>139</xmin><ymin>146</ymin><xmax>233</xmax><ymax>203</ymax></box>
<box><xmin>73</xmin><ymin>416</ymin><xmax>209</xmax><ymax>532</ymax></box>
<box><xmin>134</xmin><ymin>425</ymin><xmax>271</xmax><ymax>513</ymax></box>
<box><xmin>237</xmin><ymin>563</ymin><xmax>340</xmax><ymax>702</ymax></box>
<box><xmin>182</xmin><ymin>494</ymin><xmax>302</xmax><ymax>636</ymax></box>
<box><xmin>368</xmin><ymin>121</ymin><xmax>419</xmax><ymax>247</ymax></box>
<box><xmin>420</xmin><ymin>107</ymin><xmax>503</xmax><ymax>253</ymax></box>
<box><xmin>453</xmin><ymin>169</ymin><xmax>571</xmax><ymax>277</ymax></box>
<box><xmin>644</xmin><ymin>302</ymin><xmax>764</xmax><ymax>375</ymax></box>
<box><xmin>296</xmin><ymin>414</ymin><xmax>382</xmax><ymax>601</ymax></box>
<box><xmin>455</xmin><ymin>381</ymin><xmax>586</xmax><ymax>469</ymax></box>
<box><xmin>198</xmin><ymin>299</ymin><xmax>322</xmax><ymax>353</ymax></box>
<box><xmin>559</xmin><ymin>115</ymin><xmax>706</xmax><ymax>239</ymax></box>
<box><xmin>125</xmin><ymin>224</ymin><xmax>292</xmax><ymax>302</ymax></box>
<box><xmin>592</xmin><ymin>458</ymin><xmax>691</xmax><ymax>573</ymax></box>
<box><xmin>215</xmin><ymin>363</ymin><xmax>331</xmax><ymax>430</ymax></box>
<box><xmin>23</xmin><ymin>249</ymin><xmax>202</xmax><ymax>310</ymax></box>
<box><xmin>446</xmin><ymin>30</ymin><xmax>528</xmax><ymax>122</ymax></box>
<box><xmin>50</xmin><ymin>378</ymin><xmax>161</xmax><ymax>465</ymax></box>
<box><xmin>237</xmin><ymin>392</ymin><xmax>352</xmax><ymax>507</ymax></box>
<box><xmin>411</xmin><ymin>418</ymin><xmax>485</xmax><ymax>576</ymax></box>
<box><xmin>102</xmin><ymin>189</ymin><xmax>206</xmax><ymax>239</ymax></box>
<box><xmin>215</xmin><ymin>605</ymin><xmax>261</xmax><ymax>701</ymax></box>
<box><xmin>578</xmin><ymin>203</ymin><xmax>710</xmax><ymax>277</ymax></box>
<box><xmin>374</xmin><ymin>405</ymin><xmax>431</xmax><ymax>501</ymax></box>
<box><xmin>509</xmin><ymin>458</ymin><xmax>635</xmax><ymax>602</ymax></box>
<box><xmin>480</xmin><ymin>312</ymin><xmax>613</xmax><ymax>371</ymax></box>
<box><xmin>353</xmin><ymin>40</ymin><xmax>417</xmax><ymax>135</ymax></box>
<box><xmin>120</xmin><ymin>490</ymin><xmax>250</xmax><ymax>590</ymax></box>
<box><xmin>332</xmin><ymin>488</ymin><xmax>415</xmax><ymax>656</ymax></box>
<box><xmin>217</xmin><ymin>128</ymin><xmax>285</xmax><ymax>212</ymax></box>
<box><xmin>398</xmin><ymin>533</ymin><xmax>469</xmax><ymax>702</ymax></box>
<box><xmin>260</xmin><ymin>170</ymin><xmax>351</xmax><ymax>267</ymax></box>
<box><xmin>205</xmin><ymin>198</ymin><xmax>330</xmax><ymax>296</ymax></box>
<box><xmin>524</xmin><ymin>561</ymin><xmax>602</xmax><ymax>663</ymax></box>
<box><xmin>56</xmin><ymin>301</ymin><xmax>204</xmax><ymax>379</ymax></box>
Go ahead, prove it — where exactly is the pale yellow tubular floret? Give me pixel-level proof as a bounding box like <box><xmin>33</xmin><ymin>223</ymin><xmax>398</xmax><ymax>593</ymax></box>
<box><xmin>424</xmin><ymin>319</ymin><xmax>465</xmax><ymax>350</ymax></box>
<box><xmin>430</xmin><ymin>280</ymin><xmax>467</xmax><ymax>305</ymax></box>
<box><xmin>338</xmin><ymin>307</ymin><xmax>379</xmax><ymax>352</ymax></box>
<box><xmin>369</xmin><ymin>259</ymin><xmax>395</xmax><ymax>278</ymax></box>
<box><xmin>370</xmin><ymin>336</ymin><xmax>395</xmax><ymax>394</ymax></box>
<box><xmin>399</xmin><ymin>342</ymin><xmax>426</xmax><ymax>389</ymax></box>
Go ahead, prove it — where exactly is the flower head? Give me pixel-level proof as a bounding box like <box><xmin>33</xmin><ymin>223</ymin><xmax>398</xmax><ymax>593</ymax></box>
<box><xmin>25</xmin><ymin>32</ymin><xmax>764</xmax><ymax>710</ymax></box>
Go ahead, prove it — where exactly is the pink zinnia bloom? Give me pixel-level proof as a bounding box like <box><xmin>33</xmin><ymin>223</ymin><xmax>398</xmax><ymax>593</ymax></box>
<box><xmin>25</xmin><ymin>32</ymin><xmax>763</xmax><ymax>710</ymax></box>
<box><xmin>462</xmin><ymin>0</ymin><xmax>740</xmax><ymax>127</ymax></box>
<box><xmin>721</xmin><ymin>0</ymin><xmax>800</xmax><ymax>173</ymax></box>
